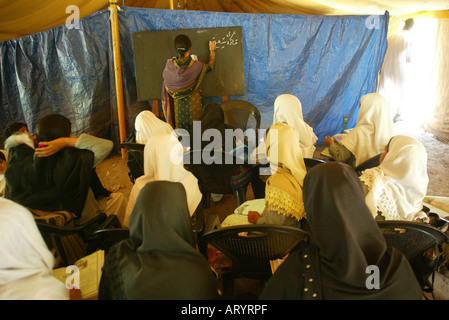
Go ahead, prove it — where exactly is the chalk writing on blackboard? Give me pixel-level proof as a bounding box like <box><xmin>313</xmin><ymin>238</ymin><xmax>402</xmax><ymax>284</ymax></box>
<box><xmin>212</xmin><ymin>31</ymin><xmax>239</xmax><ymax>49</ymax></box>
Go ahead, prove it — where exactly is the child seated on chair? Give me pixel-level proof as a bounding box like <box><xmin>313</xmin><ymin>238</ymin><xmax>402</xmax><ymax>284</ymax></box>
<box><xmin>259</xmin><ymin>162</ymin><xmax>422</xmax><ymax>300</ymax></box>
<box><xmin>359</xmin><ymin>135</ymin><xmax>429</xmax><ymax>222</ymax></box>
<box><xmin>248</xmin><ymin>122</ymin><xmax>307</xmax><ymax>228</ymax></box>
<box><xmin>4</xmin><ymin>114</ymin><xmax>127</xmax><ymax>225</ymax></box>
<box><xmin>124</xmin><ymin>133</ymin><xmax>202</xmax><ymax>228</ymax></box>
<box><xmin>99</xmin><ymin>181</ymin><xmax>218</xmax><ymax>300</ymax></box>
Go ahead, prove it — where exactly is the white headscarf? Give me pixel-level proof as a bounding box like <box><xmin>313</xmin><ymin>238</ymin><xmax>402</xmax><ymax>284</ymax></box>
<box><xmin>273</xmin><ymin>94</ymin><xmax>318</xmax><ymax>158</ymax></box>
<box><xmin>360</xmin><ymin>135</ymin><xmax>429</xmax><ymax>221</ymax></box>
<box><xmin>124</xmin><ymin>133</ymin><xmax>202</xmax><ymax>227</ymax></box>
<box><xmin>266</xmin><ymin>123</ymin><xmax>307</xmax><ymax>185</ymax></box>
<box><xmin>134</xmin><ymin>110</ymin><xmax>173</xmax><ymax>145</ymax></box>
<box><xmin>0</xmin><ymin>198</ymin><xmax>69</xmax><ymax>299</ymax></box>
<box><xmin>341</xmin><ymin>93</ymin><xmax>395</xmax><ymax>166</ymax></box>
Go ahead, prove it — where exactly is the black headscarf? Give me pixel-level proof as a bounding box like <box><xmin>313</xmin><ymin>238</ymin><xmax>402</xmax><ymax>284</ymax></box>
<box><xmin>98</xmin><ymin>180</ymin><xmax>218</xmax><ymax>300</ymax></box>
<box><xmin>260</xmin><ymin>162</ymin><xmax>422</xmax><ymax>300</ymax></box>
<box><xmin>199</xmin><ymin>102</ymin><xmax>233</xmax><ymax>151</ymax></box>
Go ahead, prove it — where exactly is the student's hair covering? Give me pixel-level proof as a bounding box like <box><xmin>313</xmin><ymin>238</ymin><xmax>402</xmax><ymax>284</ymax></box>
<box><xmin>360</xmin><ymin>135</ymin><xmax>429</xmax><ymax>221</ymax></box>
<box><xmin>0</xmin><ymin>197</ymin><xmax>69</xmax><ymax>299</ymax></box>
<box><xmin>134</xmin><ymin>110</ymin><xmax>173</xmax><ymax>145</ymax></box>
<box><xmin>99</xmin><ymin>181</ymin><xmax>218</xmax><ymax>300</ymax></box>
<box><xmin>266</xmin><ymin>122</ymin><xmax>307</xmax><ymax>185</ymax></box>
<box><xmin>35</xmin><ymin>114</ymin><xmax>71</xmax><ymax>142</ymax></box>
<box><xmin>273</xmin><ymin>94</ymin><xmax>318</xmax><ymax>158</ymax></box>
<box><xmin>341</xmin><ymin>93</ymin><xmax>394</xmax><ymax>167</ymax></box>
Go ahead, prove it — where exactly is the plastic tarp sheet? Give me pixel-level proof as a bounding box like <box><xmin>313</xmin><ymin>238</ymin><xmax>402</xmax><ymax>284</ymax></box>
<box><xmin>0</xmin><ymin>10</ymin><xmax>116</xmax><ymax>143</ymax></box>
<box><xmin>0</xmin><ymin>7</ymin><xmax>388</xmax><ymax>149</ymax></box>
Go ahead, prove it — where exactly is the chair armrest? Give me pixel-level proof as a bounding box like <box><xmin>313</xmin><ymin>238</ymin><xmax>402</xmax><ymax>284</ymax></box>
<box><xmin>88</xmin><ymin>228</ymin><xmax>129</xmax><ymax>242</ymax></box>
<box><xmin>74</xmin><ymin>212</ymin><xmax>107</xmax><ymax>228</ymax></box>
<box><xmin>36</xmin><ymin>212</ymin><xmax>108</xmax><ymax>238</ymax></box>
<box><xmin>97</xmin><ymin>214</ymin><xmax>122</xmax><ymax>230</ymax></box>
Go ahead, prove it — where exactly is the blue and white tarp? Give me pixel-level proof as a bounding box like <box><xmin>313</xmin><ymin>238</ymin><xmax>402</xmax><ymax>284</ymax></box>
<box><xmin>0</xmin><ymin>7</ymin><xmax>388</xmax><ymax>149</ymax></box>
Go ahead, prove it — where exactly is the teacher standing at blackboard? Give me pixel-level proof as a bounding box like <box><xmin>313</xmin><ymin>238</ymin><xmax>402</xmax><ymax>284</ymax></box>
<box><xmin>161</xmin><ymin>34</ymin><xmax>216</xmax><ymax>134</ymax></box>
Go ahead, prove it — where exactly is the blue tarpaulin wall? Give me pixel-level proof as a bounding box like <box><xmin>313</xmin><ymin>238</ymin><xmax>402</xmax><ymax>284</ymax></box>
<box><xmin>0</xmin><ymin>7</ymin><xmax>388</xmax><ymax>150</ymax></box>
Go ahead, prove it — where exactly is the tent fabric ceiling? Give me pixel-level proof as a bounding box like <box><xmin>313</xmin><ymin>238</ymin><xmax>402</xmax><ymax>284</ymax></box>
<box><xmin>0</xmin><ymin>0</ymin><xmax>448</xmax><ymax>41</ymax></box>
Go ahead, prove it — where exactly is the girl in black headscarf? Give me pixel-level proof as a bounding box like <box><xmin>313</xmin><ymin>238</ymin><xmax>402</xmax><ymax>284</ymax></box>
<box><xmin>259</xmin><ymin>162</ymin><xmax>422</xmax><ymax>300</ymax></box>
<box><xmin>198</xmin><ymin>102</ymin><xmax>229</xmax><ymax>151</ymax></box>
<box><xmin>98</xmin><ymin>180</ymin><xmax>218</xmax><ymax>300</ymax></box>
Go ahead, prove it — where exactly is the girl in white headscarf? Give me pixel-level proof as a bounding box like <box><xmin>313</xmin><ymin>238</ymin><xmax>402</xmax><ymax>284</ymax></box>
<box><xmin>250</xmin><ymin>94</ymin><xmax>318</xmax><ymax>165</ymax></box>
<box><xmin>273</xmin><ymin>94</ymin><xmax>318</xmax><ymax>158</ymax></box>
<box><xmin>134</xmin><ymin>110</ymin><xmax>174</xmax><ymax>145</ymax></box>
<box><xmin>0</xmin><ymin>150</ymin><xmax>7</xmax><ymax>197</ymax></box>
<box><xmin>324</xmin><ymin>93</ymin><xmax>395</xmax><ymax>167</ymax></box>
<box><xmin>123</xmin><ymin>133</ymin><xmax>202</xmax><ymax>228</ymax></box>
<box><xmin>223</xmin><ymin>122</ymin><xmax>308</xmax><ymax>227</ymax></box>
<box><xmin>247</xmin><ymin>122</ymin><xmax>308</xmax><ymax>226</ymax></box>
<box><xmin>359</xmin><ymin>135</ymin><xmax>429</xmax><ymax>222</ymax></box>
<box><xmin>0</xmin><ymin>197</ymin><xmax>69</xmax><ymax>299</ymax></box>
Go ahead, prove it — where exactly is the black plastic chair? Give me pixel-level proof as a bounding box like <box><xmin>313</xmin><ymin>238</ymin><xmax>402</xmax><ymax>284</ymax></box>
<box><xmin>221</xmin><ymin>100</ymin><xmax>262</xmax><ymax>201</ymax></box>
<box><xmin>221</xmin><ymin>100</ymin><xmax>261</xmax><ymax>145</ymax></box>
<box><xmin>355</xmin><ymin>153</ymin><xmax>381</xmax><ymax>175</ymax></box>
<box><xmin>303</xmin><ymin>158</ymin><xmax>327</xmax><ymax>170</ymax></box>
<box><xmin>377</xmin><ymin>220</ymin><xmax>449</xmax><ymax>297</ymax></box>
<box><xmin>199</xmin><ymin>214</ymin><xmax>310</xmax><ymax>299</ymax></box>
<box><xmin>36</xmin><ymin>212</ymin><xmax>109</xmax><ymax>267</ymax></box>
<box><xmin>86</xmin><ymin>214</ymin><xmax>129</xmax><ymax>255</ymax></box>
<box><xmin>183</xmin><ymin>149</ymin><xmax>254</xmax><ymax>209</ymax></box>
<box><xmin>190</xmin><ymin>205</ymin><xmax>205</xmax><ymax>239</ymax></box>
<box><xmin>121</xmin><ymin>132</ymin><xmax>145</xmax><ymax>183</ymax></box>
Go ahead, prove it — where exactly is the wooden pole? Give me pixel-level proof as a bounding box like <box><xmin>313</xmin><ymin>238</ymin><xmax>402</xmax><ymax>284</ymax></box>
<box><xmin>152</xmin><ymin>100</ymin><xmax>159</xmax><ymax>116</ymax></box>
<box><xmin>166</xmin><ymin>0</ymin><xmax>174</xmax><ymax>118</ymax></box>
<box><xmin>109</xmin><ymin>2</ymin><xmax>127</xmax><ymax>158</ymax></box>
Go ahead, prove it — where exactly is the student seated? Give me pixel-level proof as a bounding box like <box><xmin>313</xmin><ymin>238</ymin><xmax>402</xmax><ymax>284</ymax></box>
<box><xmin>4</xmin><ymin>114</ymin><xmax>127</xmax><ymax>225</ymax></box>
<box><xmin>0</xmin><ymin>197</ymin><xmax>70</xmax><ymax>299</ymax></box>
<box><xmin>98</xmin><ymin>180</ymin><xmax>218</xmax><ymax>300</ymax></box>
<box><xmin>323</xmin><ymin>93</ymin><xmax>394</xmax><ymax>168</ymax></box>
<box><xmin>359</xmin><ymin>135</ymin><xmax>429</xmax><ymax>222</ymax></box>
<box><xmin>259</xmin><ymin>162</ymin><xmax>423</xmax><ymax>300</ymax></box>
<box><xmin>124</xmin><ymin>132</ymin><xmax>202</xmax><ymax>228</ymax></box>
<box><xmin>247</xmin><ymin>122</ymin><xmax>307</xmax><ymax>227</ymax></box>
<box><xmin>196</xmin><ymin>102</ymin><xmax>250</xmax><ymax>203</ymax></box>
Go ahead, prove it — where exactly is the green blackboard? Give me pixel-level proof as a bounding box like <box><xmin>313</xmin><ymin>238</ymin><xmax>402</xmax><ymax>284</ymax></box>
<box><xmin>132</xmin><ymin>26</ymin><xmax>245</xmax><ymax>101</ymax></box>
